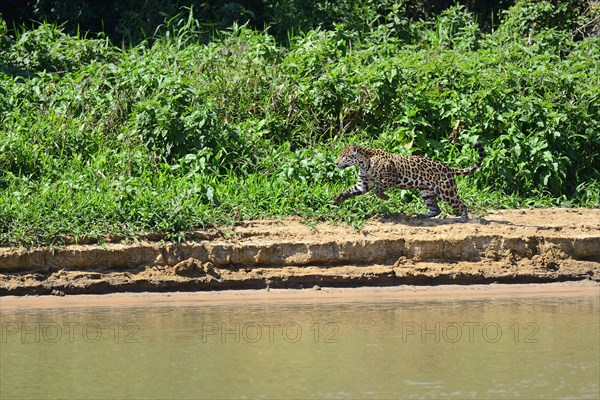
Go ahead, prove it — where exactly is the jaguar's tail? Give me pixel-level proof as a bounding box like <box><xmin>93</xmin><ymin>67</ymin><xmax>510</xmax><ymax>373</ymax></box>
<box><xmin>454</xmin><ymin>142</ymin><xmax>484</xmax><ymax>176</ymax></box>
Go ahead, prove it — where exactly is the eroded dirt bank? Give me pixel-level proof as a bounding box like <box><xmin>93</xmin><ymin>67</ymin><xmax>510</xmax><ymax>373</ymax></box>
<box><xmin>1</xmin><ymin>208</ymin><xmax>598</xmax><ymax>295</ymax></box>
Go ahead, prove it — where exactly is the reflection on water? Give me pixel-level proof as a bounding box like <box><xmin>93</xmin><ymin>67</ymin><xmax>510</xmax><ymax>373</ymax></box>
<box><xmin>1</xmin><ymin>295</ymin><xmax>599</xmax><ymax>399</ymax></box>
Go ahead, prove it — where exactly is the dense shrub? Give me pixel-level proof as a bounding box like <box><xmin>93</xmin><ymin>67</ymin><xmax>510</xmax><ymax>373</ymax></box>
<box><xmin>0</xmin><ymin>0</ymin><xmax>598</xmax><ymax>246</ymax></box>
<box><xmin>7</xmin><ymin>0</ymin><xmax>596</xmax><ymax>45</ymax></box>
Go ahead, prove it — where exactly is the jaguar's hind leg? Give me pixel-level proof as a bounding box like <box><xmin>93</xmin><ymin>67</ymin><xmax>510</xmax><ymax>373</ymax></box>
<box><xmin>417</xmin><ymin>189</ymin><xmax>440</xmax><ymax>218</ymax></box>
<box><xmin>436</xmin><ymin>180</ymin><xmax>469</xmax><ymax>222</ymax></box>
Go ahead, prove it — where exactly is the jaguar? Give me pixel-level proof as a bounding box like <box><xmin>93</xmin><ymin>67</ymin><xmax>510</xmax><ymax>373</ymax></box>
<box><xmin>333</xmin><ymin>143</ymin><xmax>485</xmax><ymax>222</ymax></box>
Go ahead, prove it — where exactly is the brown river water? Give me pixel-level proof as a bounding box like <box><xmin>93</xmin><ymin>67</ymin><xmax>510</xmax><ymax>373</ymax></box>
<box><xmin>1</xmin><ymin>285</ymin><xmax>599</xmax><ymax>399</ymax></box>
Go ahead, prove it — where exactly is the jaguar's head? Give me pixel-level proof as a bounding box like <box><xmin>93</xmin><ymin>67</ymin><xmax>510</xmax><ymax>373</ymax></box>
<box><xmin>335</xmin><ymin>145</ymin><xmax>361</xmax><ymax>170</ymax></box>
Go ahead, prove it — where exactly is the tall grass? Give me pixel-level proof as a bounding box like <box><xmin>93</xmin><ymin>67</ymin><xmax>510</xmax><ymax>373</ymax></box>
<box><xmin>1</xmin><ymin>3</ymin><xmax>599</xmax><ymax>246</ymax></box>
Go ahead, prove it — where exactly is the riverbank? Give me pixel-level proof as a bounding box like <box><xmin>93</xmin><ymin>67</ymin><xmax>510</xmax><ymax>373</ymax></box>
<box><xmin>1</xmin><ymin>281</ymin><xmax>598</xmax><ymax>310</ymax></box>
<box><xmin>1</xmin><ymin>208</ymin><xmax>598</xmax><ymax>296</ymax></box>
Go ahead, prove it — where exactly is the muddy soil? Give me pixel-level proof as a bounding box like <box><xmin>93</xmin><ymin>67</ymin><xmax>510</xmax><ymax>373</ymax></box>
<box><xmin>1</xmin><ymin>208</ymin><xmax>598</xmax><ymax>296</ymax></box>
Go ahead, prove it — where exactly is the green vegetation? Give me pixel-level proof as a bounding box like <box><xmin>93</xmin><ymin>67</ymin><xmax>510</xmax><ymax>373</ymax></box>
<box><xmin>0</xmin><ymin>0</ymin><xmax>517</xmax><ymax>45</ymax></box>
<box><xmin>1</xmin><ymin>1</ymin><xmax>599</xmax><ymax>247</ymax></box>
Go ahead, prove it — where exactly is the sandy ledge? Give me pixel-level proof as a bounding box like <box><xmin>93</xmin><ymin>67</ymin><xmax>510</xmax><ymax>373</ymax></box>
<box><xmin>1</xmin><ymin>208</ymin><xmax>599</xmax><ymax>296</ymax></box>
<box><xmin>1</xmin><ymin>282</ymin><xmax>598</xmax><ymax>310</ymax></box>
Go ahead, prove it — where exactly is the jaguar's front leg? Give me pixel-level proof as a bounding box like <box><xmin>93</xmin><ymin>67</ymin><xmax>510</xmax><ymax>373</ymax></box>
<box><xmin>333</xmin><ymin>177</ymin><xmax>370</xmax><ymax>204</ymax></box>
<box><xmin>333</xmin><ymin>185</ymin><xmax>366</xmax><ymax>203</ymax></box>
<box><xmin>374</xmin><ymin>182</ymin><xmax>390</xmax><ymax>201</ymax></box>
